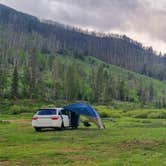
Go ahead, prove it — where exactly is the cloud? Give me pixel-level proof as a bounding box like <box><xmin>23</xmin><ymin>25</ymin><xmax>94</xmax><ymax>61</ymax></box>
<box><xmin>1</xmin><ymin>0</ymin><xmax>166</xmax><ymax>53</ymax></box>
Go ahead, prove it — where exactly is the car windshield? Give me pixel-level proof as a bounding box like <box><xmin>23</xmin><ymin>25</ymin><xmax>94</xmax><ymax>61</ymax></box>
<box><xmin>37</xmin><ymin>109</ymin><xmax>57</xmax><ymax>115</ymax></box>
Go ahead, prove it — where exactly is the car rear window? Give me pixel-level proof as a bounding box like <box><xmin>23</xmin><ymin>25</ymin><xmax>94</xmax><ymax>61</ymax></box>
<box><xmin>37</xmin><ymin>109</ymin><xmax>57</xmax><ymax>115</ymax></box>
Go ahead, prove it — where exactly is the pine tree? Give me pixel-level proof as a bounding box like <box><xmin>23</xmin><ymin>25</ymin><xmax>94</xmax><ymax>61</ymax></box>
<box><xmin>101</xmin><ymin>69</ymin><xmax>110</xmax><ymax>104</ymax></box>
<box><xmin>149</xmin><ymin>83</ymin><xmax>154</xmax><ymax>101</ymax></box>
<box><xmin>119</xmin><ymin>80</ymin><xmax>126</xmax><ymax>101</ymax></box>
<box><xmin>65</xmin><ymin>64</ymin><xmax>79</xmax><ymax>101</ymax></box>
<box><xmin>0</xmin><ymin>67</ymin><xmax>6</xmax><ymax>98</ymax></box>
<box><xmin>11</xmin><ymin>66</ymin><xmax>19</xmax><ymax>99</ymax></box>
<box><xmin>29</xmin><ymin>48</ymin><xmax>40</xmax><ymax>99</ymax></box>
<box><xmin>94</xmin><ymin>65</ymin><xmax>104</xmax><ymax>102</ymax></box>
<box><xmin>22</xmin><ymin>67</ymin><xmax>31</xmax><ymax>98</ymax></box>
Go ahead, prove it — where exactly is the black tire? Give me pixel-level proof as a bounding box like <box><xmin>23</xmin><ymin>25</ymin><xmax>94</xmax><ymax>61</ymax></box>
<box><xmin>34</xmin><ymin>127</ymin><xmax>42</xmax><ymax>132</ymax></box>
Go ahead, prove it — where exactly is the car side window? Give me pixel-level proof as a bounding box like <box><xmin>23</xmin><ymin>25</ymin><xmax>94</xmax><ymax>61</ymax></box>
<box><xmin>58</xmin><ymin>111</ymin><xmax>62</xmax><ymax>115</ymax></box>
<box><xmin>61</xmin><ymin>109</ymin><xmax>69</xmax><ymax>116</ymax></box>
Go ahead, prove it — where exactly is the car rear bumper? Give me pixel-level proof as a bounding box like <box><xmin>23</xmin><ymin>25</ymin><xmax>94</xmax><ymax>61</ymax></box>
<box><xmin>32</xmin><ymin>120</ymin><xmax>62</xmax><ymax>128</ymax></box>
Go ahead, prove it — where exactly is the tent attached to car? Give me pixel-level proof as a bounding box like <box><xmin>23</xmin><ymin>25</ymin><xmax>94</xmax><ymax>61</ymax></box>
<box><xmin>63</xmin><ymin>103</ymin><xmax>104</xmax><ymax>129</ymax></box>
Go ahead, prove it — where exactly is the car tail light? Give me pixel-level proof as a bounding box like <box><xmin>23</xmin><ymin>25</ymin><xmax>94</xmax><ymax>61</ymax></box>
<box><xmin>51</xmin><ymin>116</ymin><xmax>59</xmax><ymax>120</ymax></box>
<box><xmin>32</xmin><ymin>117</ymin><xmax>38</xmax><ymax>120</ymax></box>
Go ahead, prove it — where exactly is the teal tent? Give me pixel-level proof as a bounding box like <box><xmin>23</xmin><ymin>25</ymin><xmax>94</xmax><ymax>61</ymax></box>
<box><xmin>63</xmin><ymin>103</ymin><xmax>104</xmax><ymax>129</ymax></box>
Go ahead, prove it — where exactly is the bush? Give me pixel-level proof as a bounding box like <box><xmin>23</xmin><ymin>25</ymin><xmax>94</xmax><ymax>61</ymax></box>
<box><xmin>99</xmin><ymin>111</ymin><xmax>121</xmax><ymax>118</ymax></box>
<box><xmin>127</xmin><ymin>109</ymin><xmax>166</xmax><ymax>119</ymax></box>
<box><xmin>99</xmin><ymin>112</ymin><xmax>110</xmax><ymax>118</ymax></box>
<box><xmin>8</xmin><ymin>105</ymin><xmax>36</xmax><ymax>115</ymax></box>
<box><xmin>133</xmin><ymin>112</ymin><xmax>149</xmax><ymax>119</ymax></box>
<box><xmin>21</xmin><ymin>106</ymin><xmax>37</xmax><ymax>113</ymax></box>
<box><xmin>95</xmin><ymin>106</ymin><xmax>122</xmax><ymax>118</ymax></box>
<box><xmin>111</xmin><ymin>101</ymin><xmax>141</xmax><ymax>110</ymax></box>
<box><xmin>148</xmin><ymin>112</ymin><xmax>166</xmax><ymax>119</ymax></box>
<box><xmin>158</xmin><ymin>112</ymin><xmax>166</xmax><ymax>119</ymax></box>
<box><xmin>109</xmin><ymin>111</ymin><xmax>121</xmax><ymax>118</ymax></box>
<box><xmin>9</xmin><ymin>105</ymin><xmax>22</xmax><ymax>115</ymax></box>
<box><xmin>140</xmin><ymin>119</ymin><xmax>151</xmax><ymax>123</ymax></box>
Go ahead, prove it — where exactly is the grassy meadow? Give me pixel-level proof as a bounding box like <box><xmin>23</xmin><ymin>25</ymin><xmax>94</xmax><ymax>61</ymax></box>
<box><xmin>0</xmin><ymin>102</ymin><xmax>166</xmax><ymax>166</ymax></box>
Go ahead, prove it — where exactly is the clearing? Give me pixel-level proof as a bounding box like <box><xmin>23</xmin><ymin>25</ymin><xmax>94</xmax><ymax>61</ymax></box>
<box><xmin>0</xmin><ymin>113</ymin><xmax>166</xmax><ymax>166</ymax></box>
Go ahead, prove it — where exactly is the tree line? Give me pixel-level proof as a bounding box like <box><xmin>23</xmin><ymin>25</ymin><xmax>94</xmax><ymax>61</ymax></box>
<box><xmin>0</xmin><ymin>4</ymin><xmax>166</xmax><ymax>108</ymax></box>
<box><xmin>0</xmin><ymin>48</ymin><xmax>165</xmax><ymax>108</ymax></box>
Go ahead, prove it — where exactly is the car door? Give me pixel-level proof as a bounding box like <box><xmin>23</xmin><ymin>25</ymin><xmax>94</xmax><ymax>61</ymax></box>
<box><xmin>60</xmin><ymin>111</ymin><xmax>69</xmax><ymax>127</ymax></box>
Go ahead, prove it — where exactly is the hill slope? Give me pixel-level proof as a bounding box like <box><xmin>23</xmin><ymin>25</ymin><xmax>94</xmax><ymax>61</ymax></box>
<box><xmin>0</xmin><ymin>4</ymin><xmax>166</xmax><ymax>107</ymax></box>
<box><xmin>0</xmin><ymin>47</ymin><xmax>166</xmax><ymax>107</ymax></box>
<box><xmin>0</xmin><ymin>3</ymin><xmax>166</xmax><ymax>81</ymax></box>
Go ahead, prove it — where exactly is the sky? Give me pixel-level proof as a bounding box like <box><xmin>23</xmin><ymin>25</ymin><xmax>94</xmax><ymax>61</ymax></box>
<box><xmin>1</xmin><ymin>0</ymin><xmax>166</xmax><ymax>54</ymax></box>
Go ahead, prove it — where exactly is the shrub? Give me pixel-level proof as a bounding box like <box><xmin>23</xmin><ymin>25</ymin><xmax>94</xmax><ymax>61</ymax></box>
<box><xmin>140</xmin><ymin>119</ymin><xmax>151</xmax><ymax>123</ymax></box>
<box><xmin>133</xmin><ymin>112</ymin><xmax>149</xmax><ymax>119</ymax></box>
<box><xmin>148</xmin><ymin>112</ymin><xmax>166</xmax><ymax>119</ymax></box>
<box><xmin>8</xmin><ymin>105</ymin><xmax>35</xmax><ymax>114</ymax></box>
<box><xmin>159</xmin><ymin>112</ymin><xmax>166</xmax><ymax>119</ymax></box>
<box><xmin>20</xmin><ymin>106</ymin><xmax>29</xmax><ymax>112</ymax></box>
<box><xmin>9</xmin><ymin>105</ymin><xmax>22</xmax><ymax>115</ymax></box>
<box><xmin>20</xmin><ymin>106</ymin><xmax>37</xmax><ymax>113</ymax></box>
<box><xmin>99</xmin><ymin>112</ymin><xmax>110</xmax><ymax>118</ymax></box>
<box><xmin>99</xmin><ymin>111</ymin><xmax>121</xmax><ymax>118</ymax></box>
<box><xmin>95</xmin><ymin>106</ymin><xmax>122</xmax><ymax>118</ymax></box>
<box><xmin>109</xmin><ymin>112</ymin><xmax>121</xmax><ymax>118</ymax></box>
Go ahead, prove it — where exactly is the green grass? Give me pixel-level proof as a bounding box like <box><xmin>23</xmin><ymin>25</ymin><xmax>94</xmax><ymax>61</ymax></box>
<box><xmin>0</xmin><ymin>112</ymin><xmax>166</xmax><ymax>166</ymax></box>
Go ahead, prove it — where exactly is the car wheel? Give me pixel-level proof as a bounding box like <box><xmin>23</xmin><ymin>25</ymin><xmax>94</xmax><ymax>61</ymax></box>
<box><xmin>34</xmin><ymin>127</ymin><xmax>42</xmax><ymax>132</ymax></box>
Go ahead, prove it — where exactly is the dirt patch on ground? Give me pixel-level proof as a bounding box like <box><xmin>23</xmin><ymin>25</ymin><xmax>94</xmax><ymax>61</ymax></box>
<box><xmin>8</xmin><ymin>119</ymin><xmax>30</xmax><ymax>124</ymax></box>
<box><xmin>119</xmin><ymin>140</ymin><xmax>163</xmax><ymax>151</ymax></box>
<box><xmin>0</xmin><ymin>161</ymin><xmax>10</xmax><ymax>166</ymax></box>
<box><xmin>0</xmin><ymin>161</ymin><xmax>22</xmax><ymax>166</ymax></box>
<box><xmin>0</xmin><ymin>120</ymin><xmax>10</xmax><ymax>124</ymax></box>
<box><xmin>60</xmin><ymin>147</ymin><xmax>85</xmax><ymax>153</ymax></box>
<box><xmin>0</xmin><ymin>137</ymin><xmax>8</xmax><ymax>143</ymax></box>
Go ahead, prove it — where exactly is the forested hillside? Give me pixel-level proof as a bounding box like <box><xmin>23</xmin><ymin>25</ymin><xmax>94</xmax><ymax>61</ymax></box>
<box><xmin>0</xmin><ymin>49</ymin><xmax>166</xmax><ymax>107</ymax></box>
<box><xmin>0</xmin><ymin>4</ymin><xmax>166</xmax><ymax>81</ymax></box>
<box><xmin>0</xmin><ymin>4</ymin><xmax>166</xmax><ymax>107</ymax></box>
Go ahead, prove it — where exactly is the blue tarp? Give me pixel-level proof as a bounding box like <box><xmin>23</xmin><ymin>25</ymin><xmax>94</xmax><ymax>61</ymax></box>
<box><xmin>63</xmin><ymin>103</ymin><xmax>100</xmax><ymax>118</ymax></box>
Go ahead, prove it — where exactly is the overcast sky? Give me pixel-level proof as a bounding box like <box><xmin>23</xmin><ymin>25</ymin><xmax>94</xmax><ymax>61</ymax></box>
<box><xmin>1</xmin><ymin>0</ymin><xmax>166</xmax><ymax>54</ymax></box>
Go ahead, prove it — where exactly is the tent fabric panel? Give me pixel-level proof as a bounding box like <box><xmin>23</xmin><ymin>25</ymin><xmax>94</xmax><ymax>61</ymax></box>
<box><xmin>63</xmin><ymin>103</ymin><xmax>104</xmax><ymax>129</ymax></box>
<box><xmin>63</xmin><ymin>103</ymin><xmax>99</xmax><ymax>117</ymax></box>
<box><xmin>87</xmin><ymin>116</ymin><xmax>104</xmax><ymax>129</ymax></box>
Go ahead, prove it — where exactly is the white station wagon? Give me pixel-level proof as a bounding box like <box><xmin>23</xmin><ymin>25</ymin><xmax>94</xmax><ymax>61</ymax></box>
<box><xmin>32</xmin><ymin>108</ymin><xmax>70</xmax><ymax>131</ymax></box>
